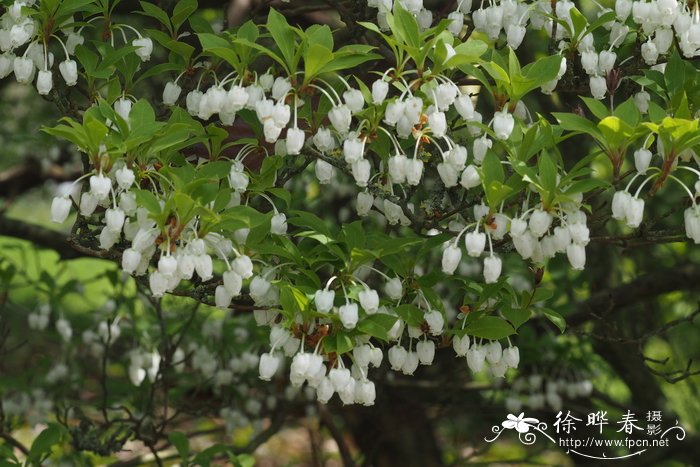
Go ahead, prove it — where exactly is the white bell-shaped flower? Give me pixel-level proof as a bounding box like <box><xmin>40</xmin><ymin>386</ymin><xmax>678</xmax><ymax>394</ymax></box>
<box><xmin>388</xmin><ymin>345</ymin><xmax>407</xmax><ymax>370</ymax></box>
<box><xmin>625</xmin><ymin>196</ymin><xmax>645</xmax><ymax>228</ymax></box>
<box><xmin>460</xmin><ymin>165</ymin><xmax>481</xmax><ymax>189</ymax></box>
<box><xmin>528</xmin><ymin>209</ymin><xmax>553</xmax><ymax>238</ymax></box>
<box><xmin>388</xmin><ymin>154</ymin><xmax>408</xmax><ymax>183</ymax></box>
<box><xmin>163</xmin><ymin>81</ymin><xmax>181</xmax><ymax>105</ymax></box>
<box><xmin>359</xmin><ymin>288</ymin><xmax>379</xmax><ymax>314</ymax></box>
<box><xmin>51</xmin><ymin>196</ymin><xmax>71</xmax><ymax>223</ymax></box>
<box><xmin>116</xmin><ymin>166</ymin><xmax>135</xmax><ymax>190</ymax></box>
<box><xmin>441</xmin><ymin>243</ymin><xmax>462</xmax><ymax>275</ymax></box>
<box><xmin>121</xmin><ymin>248</ymin><xmax>141</xmax><ymax>274</ymax></box>
<box><xmin>634</xmin><ymin>148</ymin><xmax>653</xmax><ymax>173</ymax></box>
<box><xmin>59</xmin><ymin>60</ymin><xmax>78</xmax><ymax>86</ymax></box>
<box><xmin>401</xmin><ymin>351</ymin><xmax>419</xmax><ymax>375</ymax></box>
<box><xmin>232</xmin><ymin>255</ymin><xmax>254</xmax><ymax>278</ymax></box>
<box><xmin>133</xmin><ymin>37</ymin><xmax>153</xmax><ymax>61</ymax></box>
<box><xmin>339</xmin><ymin>303</ymin><xmax>359</xmax><ymax>329</ymax></box>
<box><xmin>314</xmin><ymin>289</ymin><xmax>335</xmax><ymax>313</ymax></box>
<box><xmin>384</xmin><ymin>277</ymin><xmax>403</xmax><ymax>300</ymax></box>
<box><xmin>223</xmin><ymin>270</ymin><xmax>243</xmax><ymax>296</ymax></box>
<box><xmin>356</xmin><ymin>192</ymin><xmax>374</xmax><ymax>216</ymax></box>
<box><xmin>405</xmin><ymin>158</ymin><xmax>424</xmax><ymax>185</ymax></box>
<box><xmin>590</xmin><ymin>75</ymin><xmax>607</xmax><ymax>100</ymax></box>
<box><xmin>270</xmin><ymin>212</ymin><xmax>288</xmax><ymax>235</ymax></box>
<box><xmin>453</xmin><ymin>334</ymin><xmax>470</xmax><ymax>357</ymax></box>
<box><xmin>315</xmin><ymin>159</ymin><xmax>334</xmax><ymax>184</ymax></box>
<box><xmin>416</xmin><ymin>339</ymin><xmax>435</xmax><ymax>365</ymax></box>
<box><xmin>372</xmin><ymin>79</ymin><xmax>389</xmax><ymax>104</ymax></box>
<box><xmin>328</xmin><ymin>105</ymin><xmax>352</xmax><ymax>134</ymax></box>
<box><xmin>343</xmin><ymin>88</ymin><xmax>364</xmax><ymax>113</ymax></box>
<box><xmin>464</xmin><ymin>230</ymin><xmax>486</xmax><ymax>257</ymax></box>
<box><xmin>483</xmin><ymin>255</ymin><xmax>502</xmax><ymax>284</ymax></box>
<box><xmin>485</xmin><ymin>340</ymin><xmax>503</xmax><ymax>364</ymax></box>
<box><xmin>493</xmin><ymin>109</ymin><xmax>514</xmax><ymax>140</ymax></box>
<box><xmin>285</xmin><ymin>128</ymin><xmax>305</xmax><ymax>155</ymax></box>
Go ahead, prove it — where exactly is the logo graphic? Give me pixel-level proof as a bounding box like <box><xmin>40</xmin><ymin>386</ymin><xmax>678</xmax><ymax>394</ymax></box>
<box><xmin>485</xmin><ymin>411</ymin><xmax>686</xmax><ymax>460</ymax></box>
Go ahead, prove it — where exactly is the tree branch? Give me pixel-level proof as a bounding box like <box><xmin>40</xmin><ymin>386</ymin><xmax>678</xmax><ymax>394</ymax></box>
<box><xmin>567</xmin><ymin>264</ymin><xmax>700</xmax><ymax>327</ymax></box>
<box><xmin>0</xmin><ymin>214</ymin><xmax>81</xmax><ymax>259</ymax></box>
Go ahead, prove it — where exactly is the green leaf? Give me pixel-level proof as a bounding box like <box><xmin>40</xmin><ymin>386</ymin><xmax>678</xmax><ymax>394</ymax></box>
<box><xmin>394</xmin><ymin>304</ymin><xmax>424</xmax><ymax>326</ymax></box>
<box><xmin>581</xmin><ymin>96</ymin><xmax>609</xmax><ymax>120</ymax></box>
<box><xmin>266</xmin><ymin>9</ymin><xmax>297</xmax><ymax>70</ymax></box>
<box><xmin>133</xmin><ymin>189</ymin><xmax>162</xmax><ymax>214</ymax></box>
<box><xmin>357</xmin><ymin>313</ymin><xmax>398</xmax><ymax>341</ymax></box>
<box><xmin>541</xmin><ymin>308</ymin><xmax>566</xmax><ymax>333</ymax></box>
<box><xmin>324</xmin><ymin>332</ymin><xmax>354</xmax><ymax>355</ymax></box>
<box><xmin>198</xmin><ymin>33</ymin><xmax>240</xmax><ymax>69</ymax></box>
<box><xmin>554</xmin><ymin>112</ymin><xmax>603</xmax><ymax>140</ymax></box>
<box><xmin>27</xmin><ymin>424</ymin><xmax>63</xmax><ymax>465</ymax></box>
<box><xmin>538</xmin><ymin>151</ymin><xmax>558</xmax><ymax>196</ymax></box>
<box><xmin>138</xmin><ymin>1</ymin><xmax>172</xmax><ymax>34</ymax></box>
<box><xmin>172</xmin><ymin>0</ymin><xmax>198</xmax><ymax>32</ymax></box>
<box><xmin>288</xmin><ymin>210</ymin><xmax>332</xmax><ymax>237</ymax></box>
<box><xmin>168</xmin><ymin>432</ymin><xmax>190</xmax><ymax>464</ymax></box>
<box><xmin>304</xmin><ymin>44</ymin><xmax>334</xmax><ymax>82</ymax></box>
<box><xmin>465</xmin><ymin>316</ymin><xmax>516</xmax><ymax>340</ymax></box>
<box><xmin>502</xmin><ymin>307</ymin><xmax>531</xmax><ymax>330</ymax></box>
<box><xmin>392</xmin><ymin>3</ymin><xmax>420</xmax><ymax>48</ymax></box>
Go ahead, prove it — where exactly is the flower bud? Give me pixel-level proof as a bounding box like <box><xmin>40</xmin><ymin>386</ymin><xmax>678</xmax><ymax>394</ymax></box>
<box><xmin>566</xmin><ymin>243</ymin><xmax>586</xmax><ymax>270</ymax></box>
